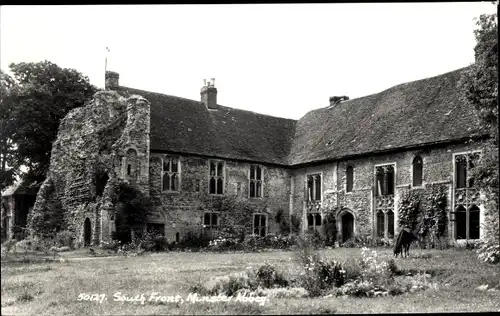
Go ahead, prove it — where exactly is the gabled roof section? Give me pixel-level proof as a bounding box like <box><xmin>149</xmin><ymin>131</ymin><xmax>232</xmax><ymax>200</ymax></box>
<box><xmin>287</xmin><ymin>67</ymin><xmax>487</xmax><ymax>165</ymax></box>
<box><xmin>113</xmin><ymin>86</ymin><xmax>297</xmax><ymax>165</ymax></box>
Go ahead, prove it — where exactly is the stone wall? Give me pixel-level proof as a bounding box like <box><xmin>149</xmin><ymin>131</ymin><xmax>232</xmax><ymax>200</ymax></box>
<box><xmin>148</xmin><ymin>153</ymin><xmax>291</xmax><ymax>242</ymax></box>
<box><xmin>29</xmin><ymin>90</ymin><xmax>150</xmax><ymax>246</ymax></box>
<box><xmin>290</xmin><ymin>141</ymin><xmax>484</xmax><ymax>243</ymax></box>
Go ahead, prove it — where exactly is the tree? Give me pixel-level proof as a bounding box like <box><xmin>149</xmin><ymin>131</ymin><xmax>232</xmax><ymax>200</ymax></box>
<box><xmin>458</xmin><ymin>13</ymin><xmax>499</xmax><ymax>264</ymax></box>
<box><xmin>3</xmin><ymin>61</ymin><xmax>98</xmax><ymax>187</ymax></box>
<box><xmin>0</xmin><ymin>71</ymin><xmax>18</xmax><ymax>194</ymax></box>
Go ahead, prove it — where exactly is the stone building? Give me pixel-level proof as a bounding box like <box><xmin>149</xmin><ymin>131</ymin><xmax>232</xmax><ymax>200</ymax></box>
<box><xmin>28</xmin><ymin>67</ymin><xmax>490</xmax><ymax>246</ymax></box>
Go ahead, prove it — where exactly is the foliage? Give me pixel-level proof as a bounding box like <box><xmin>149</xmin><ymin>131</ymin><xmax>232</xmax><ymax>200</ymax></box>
<box><xmin>0</xmin><ymin>71</ymin><xmax>17</xmax><ymax>193</ymax></box>
<box><xmin>290</xmin><ymin>215</ymin><xmax>302</xmax><ymax>234</ymax></box>
<box><xmin>207</xmin><ymin>272</ymin><xmax>259</xmax><ymax>296</ymax></box>
<box><xmin>294</xmin><ymin>240</ymin><xmax>346</xmax><ymax>297</ymax></box>
<box><xmin>53</xmin><ymin>230</ymin><xmax>74</xmax><ymax>249</ymax></box>
<box><xmin>255</xmin><ymin>263</ymin><xmax>289</xmax><ymax>288</ymax></box>
<box><xmin>415</xmin><ymin>185</ymin><xmax>448</xmax><ymax>248</ymax></box>
<box><xmin>112</xmin><ymin>182</ymin><xmax>153</xmax><ymax>244</ymax></box>
<box><xmin>458</xmin><ymin>13</ymin><xmax>499</xmax><ymax>264</ymax></box>
<box><xmin>322</xmin><ymin>212</ymin><xmax>337</xmax><ymax>245</ymax></box>
<box><xmin>397</xmin><ymin>190</ymin><xmax>421</xmax><ymax>231</ymax></box>
<box><xmin>1</xmin><ymin>61</ymin><xmax>98</xmax><ymax>185</ymax></box>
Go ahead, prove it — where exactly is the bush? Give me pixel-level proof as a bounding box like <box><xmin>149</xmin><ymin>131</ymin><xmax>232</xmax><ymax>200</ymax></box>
<box><xmin>294</xmin><ymin>241</ymin><xmax>346</xmax><ymax>296</ymax></box>
<box><xmin>54</xmin><ymin>230</ymin><xmax>74</xmax><ymax>249</ymax></box>
<box><xmin>208</xmin><ymin>273</ymin><xmax>258</xmax><ymax>296</ymax></box>
<box><xmin>255</xmin><ymin>264</ymin><xmax>289</xmax><ymax>288</ymax></box>
<box><xmin>340</xmin><ymin>235</ymin><xmax>372</xmax><ymax>248</ymax></box>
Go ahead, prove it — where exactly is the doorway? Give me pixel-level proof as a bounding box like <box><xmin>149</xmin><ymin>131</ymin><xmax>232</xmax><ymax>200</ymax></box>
<box><xmin>84</xmin><ymin>218</ymin><xmax>92</xmax><ymax>247</ymax></box>
<box><xmin>341</xmin><ymin>212</ymin><xmax>354</xmax><ymax>242</ymax></box>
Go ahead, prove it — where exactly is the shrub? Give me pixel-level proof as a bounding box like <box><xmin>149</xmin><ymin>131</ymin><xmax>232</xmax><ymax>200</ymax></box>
<box><xmin>254</xmin><ymin>287</ymin><xmax>308</xmax><ymax>298</ymax></box>
<box><xmin>295</xmin><ymin>242</ymin><xmax>346</xmax><ymax>296</ymax></box>
<box><xmin>255</xmin><ymin>264</ymin><xmax>289</xmax><ymax>288</ymax></box>
<box><xmin>101</xmin><ymin>240</ymin><xmax>122</xmax><ymax>252</ymax></box>
<box><xmin>54</xmin><ymin>230</ymin><xmax>74</xmax><ymax>249</ymax></box>
<box><xmin>208</xmin><ymin>273</ymin><xmax>258</xmax><ymax>296</ymax></box>
<box><xmin>207</xmin><ymin>236</ymin><xmax>242</xmax><ymax>252</ymax></box>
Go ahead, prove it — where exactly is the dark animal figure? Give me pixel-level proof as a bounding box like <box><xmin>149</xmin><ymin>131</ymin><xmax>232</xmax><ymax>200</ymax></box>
<box><xmin>393</xmin><ymin>228</ymin><xmax>418</xmax><ymax>258</ymax></box>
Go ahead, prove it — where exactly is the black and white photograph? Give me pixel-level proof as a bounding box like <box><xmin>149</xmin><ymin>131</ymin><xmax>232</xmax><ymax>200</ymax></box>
<box><xmin>1</xmin><ymin>2</ymin><xmax>499</xmax><ymax>315</ymax></box>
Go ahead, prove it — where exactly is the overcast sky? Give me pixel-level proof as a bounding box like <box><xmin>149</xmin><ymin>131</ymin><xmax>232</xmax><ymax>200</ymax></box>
<box><xmin>0</xmin><ymin>3</ymin><xmax>497</xmax><ymax>120</ymax></box>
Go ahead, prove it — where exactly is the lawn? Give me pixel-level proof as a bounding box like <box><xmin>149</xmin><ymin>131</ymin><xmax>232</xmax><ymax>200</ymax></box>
<box><xmin>1</xmin><ymin>247</ymin><xmax>499</xmax><ymax>315</ymax></box>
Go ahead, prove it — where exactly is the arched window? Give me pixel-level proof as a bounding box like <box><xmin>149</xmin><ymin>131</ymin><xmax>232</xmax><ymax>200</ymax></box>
<box><xmin>346</xmin><ymin>166</ymin><xmax>354</xmax><ymax>192</ymax></box>
<box><xmin>376</xmin><ymin>211</ymin><xmax>385</xmax><ymax>238</ymax></box>
<box><xmin>455</xmin><ymin>205</ymin><xmax>467</xmax><ymax>239</ymax></box>
<box><xmin>124</xmin><ymin>149</ymin><xmax>138</xmax><ymax>179</ymax></box>
<box><xmin>469</xmin><ymin>205</ymin><xmax>480</xmax><ymax>240</ymax></box>
<box><xmin>387</xmin><ymin>210</ymin><xmax>394</xmax><ymax>237</ymax></box>
<box><xmin>412</xmin><ymin>156</ymin><xmax>423</xmax><ymax>187</ymax></box>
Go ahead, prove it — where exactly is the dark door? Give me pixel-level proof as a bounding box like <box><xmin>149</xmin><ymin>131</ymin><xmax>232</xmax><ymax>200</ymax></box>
<box><xmin>84</xmin><ymin>218</ymin><xmax>92</xmax><ymax>247</ymax></box>
<box><xmin>342</xmin><ymin>212</ymin><xmax>354</xmax><ymax>242</ymax></box>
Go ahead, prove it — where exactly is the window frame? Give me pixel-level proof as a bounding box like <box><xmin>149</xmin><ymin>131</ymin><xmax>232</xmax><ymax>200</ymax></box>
<box><xmin>208</xmin><ymin>160</ymin><xmax>225</xmax><ymax>195</ymax></box>
<box><xmin>253</xmin><ymin>213</ymin><xmax>268</xmax><ymax>237</ymax></box>
<box><xmin>249</xmin><ymin>164</ymin><xmax>264</xmax><ymax>198</ymax></box>
<box><xmin>305</xmin><ymin>172</ymin><xmax>323</xmax><ymax>202</ymax></box>
<box><xmin>374</xmin><ymin>163</ymin><xmax>396</xmax><ymax>197</ymax></box>
<box><xmin>452</xmin><ymin>151</ymin><xmax>481</xmax><ymax>190</ymax></box>
<box><xmin>346</xmin><ymin>165</ymin><xmax>354</xmax><ymax>193</ymax></box>
<box><xmin>411</xmin><ymin>156</ymin><xmax>424</xmax><ymax>188</ymax></box>
<box><xmin>307</xmin><ymin>212</ymin><xmax>322</xmax><ymax>233</ymax></box>
<box><xmin>162</xmin><ymin>155</ymin><xmax>181</xmax><ymax>192</ymax></box>
<box><xmin>203</xmin><ymin>212</ymin><xmax>220</xmax><ymax>236</ymax></box>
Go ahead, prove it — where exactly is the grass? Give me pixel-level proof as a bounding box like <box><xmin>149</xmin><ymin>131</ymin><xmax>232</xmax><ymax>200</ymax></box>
<box><xmin>1</xmin><ymin>247</ymin><xmax>499</xmax><ymax>315</ymax></box>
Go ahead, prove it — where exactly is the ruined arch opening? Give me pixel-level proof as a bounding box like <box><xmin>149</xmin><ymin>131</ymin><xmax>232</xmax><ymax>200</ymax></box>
<box><xmin>83</xmin><ymin>218</ymin><xmax>92</xmax><ymax>247</ymax></box>
<box><xmin>95</xmin><ymin>172</ymin><xmax>109</xmax><ymax>197</ymax></box>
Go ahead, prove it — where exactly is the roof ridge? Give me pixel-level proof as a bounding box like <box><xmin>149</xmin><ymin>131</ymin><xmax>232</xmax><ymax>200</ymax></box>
<box><xmin>306</xmin><ymin>66</ymin><xmax>470</xmax><ymax>116</ymax></box>
<box><xmin>118</xmin><ymin>85</ymin><xmax>298</xmax><ymax>122</ymax></box>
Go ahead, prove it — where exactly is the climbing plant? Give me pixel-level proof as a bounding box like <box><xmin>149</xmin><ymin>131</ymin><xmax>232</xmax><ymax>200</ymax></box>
<box><xmin>397</xmin><ymin>190</ymin><xmax>421</xmax><ymax>231</ymax></box>
<box><xmin>111</xmin><ymin>182</ymin><xmax>152</xmax><ymax>244</ymax></box>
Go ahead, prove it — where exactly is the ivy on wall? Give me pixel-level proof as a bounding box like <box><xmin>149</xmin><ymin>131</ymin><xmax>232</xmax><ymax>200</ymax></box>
<box><xmin>397</xmin><ymin>190</ymin><xmax>421</xmax><ymax>231</ymax></box>
<box><xmin>397</xmin><ymin>186</ymin><xmax>447</xmax><ymax>248</ymax></box>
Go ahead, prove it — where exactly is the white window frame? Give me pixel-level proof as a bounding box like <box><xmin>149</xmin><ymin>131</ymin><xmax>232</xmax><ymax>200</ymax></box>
<box><xmin>208</xmin><ymin>160</ymin><xmax>225</xmax><ymax>195</ymax></box>
<box><xmin>249</xmin><ymin>164</ymin><xmax>264</xmax><ymax>198</ymax></box>
<box><xmin>253</xmin><ymin>213</ymin><xmax>268</xmax><ymax>237</ymax></box>
<box><xmin>162</xmin><ymin>155</ymin><xmax>181</xmax><ymax>192</ymax></box>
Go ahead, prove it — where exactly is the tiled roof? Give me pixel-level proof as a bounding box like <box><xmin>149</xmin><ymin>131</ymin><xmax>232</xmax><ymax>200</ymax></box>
<box><xmin>288</xmin><ymin>67</ymin><xmax>487</xmax><ymax>165</ymax></box>
<box><xmin>113</xmin><ymin>67</ymin><xmax>487</xmax><ymax>166</ymax></box>
<box><xmin>114</xmin><ymin>87</ymin><xmax>297</xmax><ymax>165</ymax></box>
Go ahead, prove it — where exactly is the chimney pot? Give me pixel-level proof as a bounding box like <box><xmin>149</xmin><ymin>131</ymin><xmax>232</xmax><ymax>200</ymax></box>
<box><xmin>329</xmin><ymin>95</ymin><xmax>349</xmax><ymax>107</ymax></box>
<box><xmin>201</xmin><ymin>78</ymin><xmax>218</xmax><ymax>110</ymax></box>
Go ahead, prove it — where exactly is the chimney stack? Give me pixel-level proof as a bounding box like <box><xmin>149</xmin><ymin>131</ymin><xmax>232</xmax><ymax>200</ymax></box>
<box><xmin>105</xmin><ymin>71</ymin><xmax>119</xmax><ymax>90</ymax></box>
<box><xmin>201</xmin><ymin>78</ymin><xmax>218</xmax><ymax>110</ymax></box>
<box><xmin>329</xmin><ymin>95</ymin><xmax>349</xmax><ymax>107</ymax></box>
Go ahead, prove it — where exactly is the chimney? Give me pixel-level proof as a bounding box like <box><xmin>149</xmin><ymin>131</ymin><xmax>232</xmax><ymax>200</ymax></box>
<box><xmin>105</xmin><ymin>71</ymin><xmax>119</xmax><ymax>90</ymax></box>
<box><xmin>201</xmin><ymin>78</ymin><xmax>218</xmax><ymax>110</ymax></box>
<box><xmin>329</xmin><ymin>95</ymin><xmax>349</xmax><ymax>107</ymax></box>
